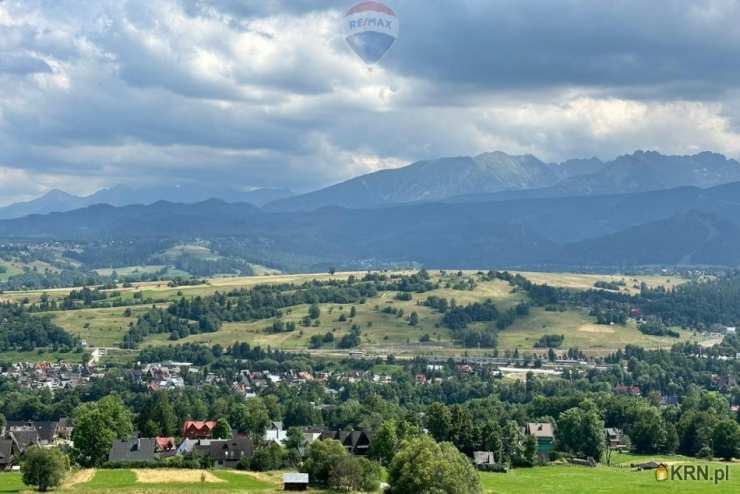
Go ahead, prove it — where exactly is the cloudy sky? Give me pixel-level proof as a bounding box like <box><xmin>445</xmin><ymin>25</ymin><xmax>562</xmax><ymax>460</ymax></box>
<box><xmin>3</xmin><ymin>0</ymin><xmax>740</xmax><ymax>205</ymax></box>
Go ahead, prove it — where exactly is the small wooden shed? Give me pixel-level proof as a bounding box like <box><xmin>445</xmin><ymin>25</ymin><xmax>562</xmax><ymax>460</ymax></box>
<box><xmin>283</xmin><ymin>473</ymin><xmax>309</xmax><ymax>491</ymax></box>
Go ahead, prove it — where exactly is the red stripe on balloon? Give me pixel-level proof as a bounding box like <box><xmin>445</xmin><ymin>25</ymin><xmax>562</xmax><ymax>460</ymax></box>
<box><xmin>345</xmin><ymin>1</ymin><xmax>396</xmax><ymax>17</ymax></box>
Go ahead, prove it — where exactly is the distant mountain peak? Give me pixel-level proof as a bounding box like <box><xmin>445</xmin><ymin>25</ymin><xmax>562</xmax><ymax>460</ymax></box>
<box><xmin>43</xmin><ymin>189</ymin><xmax>78</xmax><ymax>199</ymax></box>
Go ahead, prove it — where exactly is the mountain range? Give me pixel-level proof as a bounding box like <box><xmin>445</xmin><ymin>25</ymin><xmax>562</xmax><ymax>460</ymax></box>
<box><xmin>4</xmin><ymin>149</ymin><xmax>740</xmax><ymax>269</ymax></box>
<box><xmin>0</xmin><ymin>184</ymin><xmax>293</xmax><ymax>220</ymax></box>
<box><xmin>5</xmin><ymin>150</ymin><xmax>740</xmax><ymax>219</ymax></box>
<box><xmin>265</xmin><ymin>150</ymin><xmax>740</xmax><ymax>211</ymax></box>
<box><xmin>4</xmin><ymin>181</ymin><xmax>740</xmax><ymax>268</ymax></box>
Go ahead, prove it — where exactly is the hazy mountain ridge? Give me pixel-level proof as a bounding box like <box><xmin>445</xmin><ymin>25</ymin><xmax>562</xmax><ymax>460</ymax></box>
<box><xmin>561</xmin><ymin>211</ymin><xmax>740</xmax><ymax>266</ymax></box>
<box><xmin>0</xmin><ymin>185</ymin><xmax>293</xmax><ymax>220</ymax></box>
<box><xmin>4</xmin><ymin>182</ymin><xmax>740</xmax><ymax>268</ymax></box>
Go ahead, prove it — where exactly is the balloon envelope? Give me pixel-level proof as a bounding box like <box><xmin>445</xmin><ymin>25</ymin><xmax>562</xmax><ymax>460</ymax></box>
<box><xmin>343</xmin><ymin>2</ymin><xmax>399</xmax><ymax>65</ymax></box>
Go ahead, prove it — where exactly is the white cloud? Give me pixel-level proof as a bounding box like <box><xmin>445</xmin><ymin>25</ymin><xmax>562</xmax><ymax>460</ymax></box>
<box><xmin>2</xmin><ymin>0</ymin><xmax>740</xmax><ymax>203</ymax></box>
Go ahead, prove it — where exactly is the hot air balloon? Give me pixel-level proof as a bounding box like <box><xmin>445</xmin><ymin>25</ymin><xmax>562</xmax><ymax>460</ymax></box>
<box><xmin>343</xmin><ymin>2</ymin><xmax>399</xmax><ymax>66</ymax></box>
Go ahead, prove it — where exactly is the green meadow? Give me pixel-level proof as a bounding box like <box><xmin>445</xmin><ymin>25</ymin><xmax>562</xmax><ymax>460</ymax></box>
<box><xmin>1</xmin><ymin>271</ymin><xmax>704</xmax><ymax>358</ymax></box>
<box><xmin>0</xmin><ymin>469</ymin><xmax>277</xmax><ymax>494</ymax></box>
<box><xmin>481</xmin><ymin>462</ymin><xmax>740</xmax><ymax>494</ymax></box>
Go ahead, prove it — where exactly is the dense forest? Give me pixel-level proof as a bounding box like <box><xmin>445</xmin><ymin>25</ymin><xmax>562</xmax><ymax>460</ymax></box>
<box><xmin>0</xmin><ymin>304</ymin><xmax>79</xmax><ymax>351</ymax></box>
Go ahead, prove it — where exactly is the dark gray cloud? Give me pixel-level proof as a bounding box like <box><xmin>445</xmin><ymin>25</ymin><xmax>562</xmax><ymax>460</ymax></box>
<box><xmin>2</xmin><ymin>0</ymin><xmax>740</xmax><ymax>204</ymax></box>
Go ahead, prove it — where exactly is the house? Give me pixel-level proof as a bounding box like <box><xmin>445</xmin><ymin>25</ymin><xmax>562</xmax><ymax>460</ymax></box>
<box><xmin>301</xmin><ymin>427</ymin><xmax>324</xmax><ymax>450</ymax></box>
<box><xmin>283</xmin><ymin>473</ymin><xmax>309</xmax><ymax>491</ymax></box>
<box><xmin>108</xmin><ymin>438</ymin><xmax>157</xmax><ymax>463</ymax></box>
<box><xmin>719</xmin><ymin>372</ymin><xmax>737</xmax><ymax>392</ymax></box>
<box><xmin>175</xmin><ymin>438</ymin><xmax>199</xmax><ymax>455</ymax></box>
<box><xmin>660</xmin><ymin>395</ymin><xmax>679</xmax><ymax>407</ymax></box>
<box><xmin>6</xmin><ymin>429</ymin><xmax>38</xmax><ymax>453</ymax></box>
<box><xmin>605</xmin><ymin>428</ymin><xmax>626</xmax><ymax>450</ymax></box>
<box><xmin>182</xmin><ymin>420</ymin><xmax>218</xmax><ymax>440</ymax></box>
<box><xmin>319</xmin><ymin>430</ymin><xmax>371</xmax><ymax>456</ymax></box>
<box><xmin>614</xmin><ymin>385</ymin><xmax>641</xmax><ymax>396</ymax></box>
<box><xmin>196</xmin><ymin>436</ymin><xmax>254</xmax><ymax>469</ymax></box>
<box><xmin>264</xmin><ymin>422</ymin><xmax>287</xmax><ymax>445</ymax></box>
<box><xmin>524</xmin><ymin>423</ymin><xmax>555</xmax><ymax>459</ymax></box>
<box><xmin>5</xmin><ymin>420</ymin><xmax>68</xmax><ymax>447</ymax></box>
<box><xmin>636</xmin><ymin>461</ymin><xmax>661</xmax><ymax>471</ymax></box>
<box><xmin>473</xmin><ymin>451</ymin><xmax>496</xmax><ymax>468</ymax></box>
<box><xmin>154</xmin><ymin>437</ymin><xmax>177</xmax><ymax>455</ymax></box>
<box><xmin>0</xmin><ymin>439</ymin><xmax>20</xmax><ymax>471</ymax></box>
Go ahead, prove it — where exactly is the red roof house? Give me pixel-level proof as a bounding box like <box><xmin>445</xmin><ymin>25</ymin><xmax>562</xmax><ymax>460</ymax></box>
<box><xmin>155</xmin><ymin>437</ymin><xmax>176</xmax><ymax>452</ymax></box>
<box><xmin>182</xmin><ymin>420</ymin><xmax>218</xmax><ymax>440</ymax></box>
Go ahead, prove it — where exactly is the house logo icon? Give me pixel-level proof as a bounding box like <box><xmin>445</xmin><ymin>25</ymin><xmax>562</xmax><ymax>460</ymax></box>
<box><xmin>655</xmin><ymin>464</ymin><xmax>669</xmax><ymax>481</ymax></box>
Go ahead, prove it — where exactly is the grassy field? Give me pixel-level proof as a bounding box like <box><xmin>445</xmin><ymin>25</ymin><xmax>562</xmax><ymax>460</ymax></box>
<box><xmin>76</xmin><ymin>469</ymin><xmax>275</xmax><ymax>491</ymax></box>
<box><xmin>48</xmin><ymin>306</ymin><xmax>155</xmax><ymax>348</ymax></box>
<box><xmin>515</xmin><ymin>272</ymin><xmax>683</xmax><ymax>296</ymax></box>
<box><xmin>138</xmin><ymin>273</ymin><xmax>696</xmax><ymax>355</ymax></box>
<box><xmin>0</xmin><ymin>469</ymin><xmax>278</xmax><ymax>494</ymax></box>
<box><xmin>498</xmin><ymin>308</ymin><xmax>693</xmax><ymax>355</ymax></box>
<box><xmin>2</xmin><ymin>460</ymin><xmax>737</xmax><ymax>494</ymax></box>
<box><xmin>0</xmin><ymin>261</ymin><xmax>22</xmax><ymax>282</ymax></box>
<box><xmin>481</xmin><ymin>462</ymin><xmax>740</xmax><ymax>493</ymax></box>
<box><xmin>0</xmin><ymin>350</ymin><xmax>85</xmax><ymax>364</ymax></box>
<box><xmin>93</xmin><ymin>266</ymin><xmax>190</xmax><ymax>278</ymax></box>
<box><xmin>0</xmin><ymin>473</ymin><xmax>24</xmax><ymax>494</ymax></box>
<box><xmin>1</xmin><ymin>271</ymin><xmax>700</xmax><ymax>356</ymax></box>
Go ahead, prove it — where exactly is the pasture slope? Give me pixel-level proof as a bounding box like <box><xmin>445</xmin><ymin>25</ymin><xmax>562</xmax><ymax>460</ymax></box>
<box><xmin>2</xmin><ymin>270</ymin><xmax>704</xmax><ymax>361</ymax></box>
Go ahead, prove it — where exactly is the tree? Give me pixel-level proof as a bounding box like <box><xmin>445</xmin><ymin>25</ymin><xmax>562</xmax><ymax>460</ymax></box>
<box><xmin>388</xmin><ymin>436</ymin><xmax>481</xmax><ymax>494</ymax></box>
<box><xmin>628</xmin><ymin>406</ymin><xmax>674</xmax><ymax>454</ymax></box>
<box><xmin>677</xmin><ymin>410</ymin><xmax>717</xmax><ymax>456</ymax></box>
<box><xmin>328</xmin><ymin>267</ymin><xmax>336</xmax><ymax>276</ymax></box>
<box><xmin>369</xmin><ymin>420</ymin><xmax>399</xmax><ymax>465</ymax></box>
<box><xmin>138</xmin><ymin>392</ymin><xmax>178</xmax><ymax>437</ymax></box>
<box><xmin>285</xmin><ymin>426</ymin><xmax>305</xmax><ymax>466</ymax></box>
<box><xmin>409</xmin><ymin>312</ymin><xmax>419</xmax><ymax>326</ymax></box>
<box><xmin>250</xmin><ymin>443</ymin><xmax>286</xmax><ymax>471</ymax></box>
<box><xmin>328</xmin><ymin>456</ymin><xmax>380</xmax><ymax>492</ymax></box>
<box><xmin>522</xmin><ymin>434</ymin><xmax>538</xmax><ymax>466</ymax></box>
<box><xmin>212</xmin><ymin>418</ymin><xmax>232</xmax><ymax>439</ymax></box>
<box><xmin>21</xmin><ymin>447</ymin><xmax>68</xmax><ymax>492</ymax></box>
<box><xmin>713</xmin><ymin>419</ymin><xmax>740</xmax><ymax>460</ymax></box>
<box><xmin>427</xmin><ymin>402</ymin><xmax>452</xmax><ymax>442</ymax></box>
<box><xmin>557</xmin><ymin>406</ymin><xmax>605</xmax><ymax>460</ymax></box>
<box><xmin>285</xmin><ymin>426</ymin><xmax>305</xmax><ymax>451</ymax></box>
<box><xmin>284</xmin><ymin>399</ymin><xmax>321</xmax><ymax>427</ymax></box>
<box><xmin>448</xmin><ymin>405</ymin><xmax>478</xmax><ymax>455</ymax></box>
<box><xmin>308</xmin><ymin>303</ymin><xmax>321</xmax><ymax>320</ymax></box>
<box><xmin>231</xmin><ymin>398</ymin><xmax>271</xmax><ymax>436</ymax></box>
<box><xmin>303</xmin><ymin>439</ymin><xmax>347</xmax><ymax>486</ymax></box>
<box><xmin>72</xmin><ymin>395</ymin><xmax>134</xmax><ymax>467</ymax></box>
